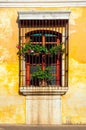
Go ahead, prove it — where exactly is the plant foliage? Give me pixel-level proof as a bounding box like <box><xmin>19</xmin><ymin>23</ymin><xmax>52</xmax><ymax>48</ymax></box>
<box><xmin>16</xmin><ymin>40</ymin><xmax>64</xmax><ymax>56</ymax></box>
<box><xmin>50</xmin><ymin>43</ymin><xmax>64</xmax><ymax>55</ymax></box>
<box><xmin>32</xmin><ymin>66</ymin><xmax>53</xmax><ymax>81</ymax></box>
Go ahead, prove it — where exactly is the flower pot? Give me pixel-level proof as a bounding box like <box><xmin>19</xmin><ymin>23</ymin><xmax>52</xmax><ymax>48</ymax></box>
<box><xmin>39</xmin><ymin>80</ymin><xmax>47</xmax><ymax>87</ymax></box>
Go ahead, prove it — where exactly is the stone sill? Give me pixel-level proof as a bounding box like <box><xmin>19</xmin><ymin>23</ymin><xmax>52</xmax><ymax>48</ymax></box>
<box><xmin>19</xmin><ymin>86</ymin><xmax>68</xmax><ymax>96</ymax></box>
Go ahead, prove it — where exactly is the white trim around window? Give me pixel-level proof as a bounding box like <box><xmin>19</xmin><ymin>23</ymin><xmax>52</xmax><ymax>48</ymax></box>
<box><xmin>0</xmin><ymin>0</ymin><xmax>86</xmax><ymax>7</ymax></box>
<box><xmin>18</xmin><ymin>10</ymin><xmax>70</xmax><ymax>95</ymax></box>
<box><xmin>18</xmin><ymin>11</ymin><xmax>71</xmax><ymax>20</ymax></box>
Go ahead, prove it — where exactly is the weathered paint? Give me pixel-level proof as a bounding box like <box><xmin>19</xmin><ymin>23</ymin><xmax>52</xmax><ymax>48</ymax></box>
<box><xmin>0</xmin><ymin>7</ymin><xmax>86</xmax><ymax>124</ymax></box>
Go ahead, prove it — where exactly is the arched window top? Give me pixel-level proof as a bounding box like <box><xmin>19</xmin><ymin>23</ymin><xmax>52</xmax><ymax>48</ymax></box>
<box><xmin>25</xmin><ymin>30</ymin><xmax>62</xmax><ymax>39</ymax></box>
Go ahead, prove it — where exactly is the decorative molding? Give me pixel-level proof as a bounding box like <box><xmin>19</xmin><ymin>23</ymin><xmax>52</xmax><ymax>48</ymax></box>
<box><xmin>18</xmin><ymin>10</ymin><xmax>71</xmax><ymax>20</ymax></box>
<box><xmin>20</xmin><ymin>87</ymin><xmax>68</xmax><ymax>95</ymax></box>
<box><xmin>0</xmin><ymin>0</ymin><xmax>86</xmax><ymax>7</ymax></box>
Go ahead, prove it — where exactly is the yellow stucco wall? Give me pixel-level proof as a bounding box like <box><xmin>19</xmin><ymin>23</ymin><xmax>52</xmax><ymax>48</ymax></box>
<box><xmin>0</xmin><ymin>7</ymin><xmax>86</xmax><ymax>124</ymax></box>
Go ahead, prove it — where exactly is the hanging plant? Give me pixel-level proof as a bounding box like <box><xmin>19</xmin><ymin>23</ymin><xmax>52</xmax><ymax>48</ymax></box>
<box><xmin>16</xmin><ymin>40</ymin><xmax>64</xmax><ymax>57</ymax></box>
<box><xmin>49</xmin><ymin>43</ymin><xmax>65</xmax><ymax>56</ymax></box>
<box><xmin>16</xmin><ymin>41</ymin><xmax>48</xmax><ymax>56</ymax></box>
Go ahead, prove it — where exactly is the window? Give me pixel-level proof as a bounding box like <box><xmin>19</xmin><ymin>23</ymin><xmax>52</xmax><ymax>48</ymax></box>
<box><xmin>25</xmin><ymin>29</ymin><xmax>62</xmax><ymax>86</ymax></box>
<box><xmin>18</xmin><ymin>11</ymin><xmax>70</xmax><ymax>95</ymax></box>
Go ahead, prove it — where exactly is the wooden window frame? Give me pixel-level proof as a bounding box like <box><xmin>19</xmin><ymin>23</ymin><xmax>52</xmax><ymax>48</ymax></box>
<box><xmin>25</xmin><ymin>30</ymin><xmax>62</xmax><ymax>87</ymax></box>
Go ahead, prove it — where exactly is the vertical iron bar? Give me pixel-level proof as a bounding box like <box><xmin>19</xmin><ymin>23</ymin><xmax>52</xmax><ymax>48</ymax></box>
<box><xmin>19</xmin><ymin>20</ymin><xmax>21</xmax><ymax>88</ymax></box>
<box><xmin>21</xmin><ymin>20</ymin><xmax>24</xmax><ymax>87</ymax></box>
<box><xmin>66</xmin><ymin>20</ymin><xmax>69</xmax><ymax>87</ymax></box>
<box><xmin>65</xmin><ymin>20</ymin><xmax>67</xmax><ymax>87</ymax></box>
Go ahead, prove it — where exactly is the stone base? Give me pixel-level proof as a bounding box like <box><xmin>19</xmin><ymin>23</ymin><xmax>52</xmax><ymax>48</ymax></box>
<box><xmin>26</xmin><ymin>95</ymin><xmax>62</xmax><ymax>125</ymax></box>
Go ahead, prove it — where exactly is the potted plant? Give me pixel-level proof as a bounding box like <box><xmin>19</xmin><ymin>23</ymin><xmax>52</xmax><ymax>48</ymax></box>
<box><xmin>32</xmin><ymin>66</ymin><xmax>53</xmax><ymax>87</ymax></box>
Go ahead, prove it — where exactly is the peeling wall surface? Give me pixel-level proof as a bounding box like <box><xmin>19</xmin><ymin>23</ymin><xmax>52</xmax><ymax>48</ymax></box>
<box><xmin>0</xmin><ymin>7</ymin><xmax>86</xmax><ymax>124</ymax></box>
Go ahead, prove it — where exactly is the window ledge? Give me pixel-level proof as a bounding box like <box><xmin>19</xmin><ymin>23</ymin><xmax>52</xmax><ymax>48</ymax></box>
<box><xmin>19</xmin><ymin>86</ymin><xmax>68</xmax><ymax>96</ymax></box>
